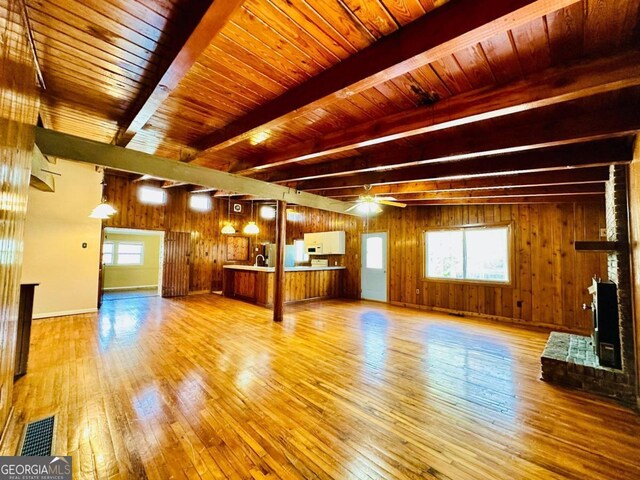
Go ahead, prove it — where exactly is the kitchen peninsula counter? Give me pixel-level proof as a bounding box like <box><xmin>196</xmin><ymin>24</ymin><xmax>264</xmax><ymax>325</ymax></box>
<box><xmin>222</xmin><ymin>265</ymin><xmax>345</xmax><ymax>307</ymax></box>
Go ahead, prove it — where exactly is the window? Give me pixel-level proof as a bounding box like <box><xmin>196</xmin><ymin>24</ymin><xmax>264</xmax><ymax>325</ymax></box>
<box><xmin>116</xmin><ymin>242</ymin><xmax>144</xmax><ymax>265</ymax></box>
<box><xmin>138</xmin><ymin>186</ymin><xmax>166</xmax><ymax>205</ymax></box>
<box><xmin>294</xmin><ymin>239</ymin><xmax>309</xmax><ymax>263</ymax></box>
<box><xmin>102</xmin><ymin>242</ymin><xmax>114</xmax><ymax>265</ymax></box>
<box><xmin>103</xmin><ymin>241</ymin><xmax>144</xmax><ymax>266</ymax></box>
<box><xmin>260</xmin><ymin>206</ymin><xmax>276</xmax><ymax>219</ymax></box>
<box><xmin>189</xmin><ymin>193</ymin><xmax>211</xmax><ymax>212</ymax></box>
<box><xmin>425</xmin><ymin>226</ymin><xmax>510</xmax><ymax>283</ymax></box>
<box><xmin>365</xmin><ymin>237</ymin><xmax>383</xmax><ymax>269</ymax></box>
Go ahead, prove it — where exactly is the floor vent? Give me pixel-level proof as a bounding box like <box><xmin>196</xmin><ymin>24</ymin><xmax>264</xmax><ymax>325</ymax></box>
<box><xmin>20</xmin><ymin>416</ymin><xmax>55</xmax><ymax>456</ymax></box>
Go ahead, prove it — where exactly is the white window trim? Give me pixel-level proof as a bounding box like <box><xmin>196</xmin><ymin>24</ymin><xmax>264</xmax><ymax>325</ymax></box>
<box><xmin>102</xmin><ymin>241</ymin><xmax>115</xmax><ymax>265</ymax></box>
<box><xmin>424</xmin><ymin>224</ymin><xmax>512</xmax><ymax>286</ymax></box>
<box><xmin>104</xmin><ymin>241</ymin><xmax>145</xmax><ymax>267</ymax></box>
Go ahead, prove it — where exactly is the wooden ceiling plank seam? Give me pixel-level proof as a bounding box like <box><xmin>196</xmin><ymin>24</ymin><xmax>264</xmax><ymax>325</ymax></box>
<box><xmin>178</xmin><ymin>66</ymin><xmax>267</xmax><ymax>110</ymax></box>
<box><xmin>386</xmin><ymin>73</ymin><xmax>432</xmax><ymax>107</ymax></box>
<box><xmin>101</xmin><ymin>0</ymin><xmax>179</xmax><ymax>30</ymax></box>
<box><xmin>340</xmin><ymin>0</ymin><xmax>400</xmax><ymax>39</ymax></box>
<box><xmin>301</xmin><ymin>0</ymin><xmax>376</xmax><ymax>51</ymax></box>
<box><xmin>32</xmin><ymin>43</ymin><xmax>156</xmax><ymax>92</ymax></box>
<box><xmin>480</xmin><ymin>31</ymin><xmax>523</xmax><ymax>85</ymax></box>
<box><xmin>28</xmin><ymin>0</ymin><xmax>164</xmax><ymax>54</ymax></box>
<box><xmin>510</xmin><ymin>16</ymin><xmax>552</xmax><ymax>75</ymax></box>
<box><xmin>239</xmin><ymin>3</ymin><xmax>339</xmax><ymax>69</ymax></box>
<box><xmin>26</xmin><ymin>14</ymin><xmax>163</xmax><ymax>70</ymax></box>
<box><xmin>199</xmin><ymin>49</ymin><xmax>286</xmax><ymax>97</ymax></box>
<box><xmin>409</xmin><ymin>63</ymin><xmax>454</xmax><ymax>99</ymax></box>
<box><xmin>124</xmin><ymin>0</ymin><xmax>178</xmax><ymax>19</ymax></box>
<box><xmin>380</xmin><ymin>0</ymin><xmax>427</xmax><ymax>26</ymax></box>
<box><xmin>78</xmin><ymin>0</ymin><xmax>172</xmax><ymax>39</ymax></box>
<box><xmin>35</xmin><ymin>128</ymin><xmax>357</xmax><ymax>216</ymax></box>
<box><xmin>247</xmin><ymin>0</ymin><xmax>343</xmax><ymax>66</ymax></box>
<box><xmin>545</xmin><ymin>2</ymin><xmax>584</xmax><ymax>64</ymax></box>
<box><xmin>212</xmin><ymin>33</ymin><xmax>301</xmax><ymax>89</ymax></box>
<box><xmin>265</xmin><ymin>0</ymin><xmax>356</xmax><ymax>59</ymax></box>
<box><xmin>230</xmin><ymin>51</ymin><xmax>640</xmax><ymax>174</ymax></box>
<box><xmin>30</xmin><ymin>29</ymin><xmax>157</xmax><ymax>82</ymax></box>
<box><xmin>339</xmin><ymin>0</ymin><xmax>388</xmax><ymax>43</ymax></box>
<box><xmin>224</xmin><ymin>14</ymin><xmax>322</xmax><ymax>80</ymax></box>
<box><xmin>115</xmin><ymin>0</ymin><xmax>246</xmax><ymax>147</ymax></box>
<box><xmin>371</xmin><ymin>80</ymin><xmax>419</xmax><ymax>110</ymax></box>
<box><xmin>192</xmin><ymin>0</ymin><xmax>580</xmax><ymax>155</ymax></box>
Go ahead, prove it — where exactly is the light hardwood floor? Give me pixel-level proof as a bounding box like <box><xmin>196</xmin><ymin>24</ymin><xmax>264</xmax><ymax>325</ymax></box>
<box><xmin>2</xmin><ymin>295</ymin><xmax>640</xmax><ymax>479</ymax></box>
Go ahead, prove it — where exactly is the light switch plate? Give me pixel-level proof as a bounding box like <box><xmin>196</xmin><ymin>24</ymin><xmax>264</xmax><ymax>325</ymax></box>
<box><xmin>600</xmin><ymin>228</ymin><xmax>607</xmax><ymax>238</ymax></box>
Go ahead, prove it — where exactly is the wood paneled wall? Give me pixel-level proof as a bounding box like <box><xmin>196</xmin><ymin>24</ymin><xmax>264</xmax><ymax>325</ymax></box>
<box><xmin>105</xmin><ymin>175</ymin><xmax>227</xmax><ymax>291</ymax></box>
<box><xmin>105</xmin><ymin>175</ymin><xmax>605</xmax><ymax>333</ymax></box>
<box><xmin>104</xmin><ymin>176</ymin><xmax>360</xmax><ymax>292</ymax></box>
<box><xmin>362</xmin><ymin>203</ymin><xmax>607</xmax><ymax>333</ymax></box>
<box><xmin>0</xmin><ymin>0</ymin><xmax>39</xmax><ymax>436</ymax></box>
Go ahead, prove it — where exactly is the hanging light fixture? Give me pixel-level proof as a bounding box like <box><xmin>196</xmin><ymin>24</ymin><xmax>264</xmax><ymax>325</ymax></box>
<box><xmin>243</xmin><ymin>200</ymin><xmax>260</xmax><ymax>235</ymax></box>
<box><xmin>89</xmin><ymin>179</ymin><xmax>117</xmax><ymax>219</ymax></box>
<box><xmin>89</xmin><ymin>202</ymin><xmax>117</xmax><ymax>219</ymax></box>
<box><xmin>221</xmin><ymin>195</ymin><xmax>236</xmax><ymax>234</ymax></box>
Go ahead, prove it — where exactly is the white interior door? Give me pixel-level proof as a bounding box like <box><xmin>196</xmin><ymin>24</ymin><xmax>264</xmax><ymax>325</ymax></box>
<box><xmin>361</xmin><ymin>232</ymin><xmax>387</xmax><ymax>302</ymax></box>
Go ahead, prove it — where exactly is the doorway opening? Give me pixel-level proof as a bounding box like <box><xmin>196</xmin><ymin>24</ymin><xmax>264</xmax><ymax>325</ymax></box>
<box><xmin>100</xmin><ymin>228</ymin><xmax>164</xmax><ymax>302</ymax></box>
<box><xmin>361</xmin><ymin>232</ymin><xmax>388</xmax><ymax>302</ymax></box>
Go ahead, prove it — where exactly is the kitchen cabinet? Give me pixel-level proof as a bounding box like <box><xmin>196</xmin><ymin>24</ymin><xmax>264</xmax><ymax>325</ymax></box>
<box><xmin>303</xmin><ymin>231</ymin><xmax>346</xmax><ymax>255</ymax></box>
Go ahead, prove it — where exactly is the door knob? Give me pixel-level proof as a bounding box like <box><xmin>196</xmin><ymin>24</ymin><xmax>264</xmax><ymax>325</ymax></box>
<box><xmin>582</xmin><ymin>303</ymin><xmax>593</xmax><ymax>311</ymax></box>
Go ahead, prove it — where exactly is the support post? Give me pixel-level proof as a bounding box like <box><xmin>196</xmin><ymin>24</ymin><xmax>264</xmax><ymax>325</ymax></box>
<box><xmin>273</xmin><ymin>200</ymin><xmax>286</xmax><ymax>322</ymax></box>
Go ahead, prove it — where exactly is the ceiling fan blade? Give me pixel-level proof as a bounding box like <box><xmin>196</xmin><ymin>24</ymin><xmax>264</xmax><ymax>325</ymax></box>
<box><xmin>376</xmin><ymin>196</ymin><xmax>397</xmax><ymax>201</ymax></box>
<box><xmin>345</xmin><ymin>203</ymin><xmax>360</xmax><ymax>212</ymax></box>
<box><xmin>378</xmin><ymin>200</ymin><xmax>407</xmax><ymax>208</ymax></box>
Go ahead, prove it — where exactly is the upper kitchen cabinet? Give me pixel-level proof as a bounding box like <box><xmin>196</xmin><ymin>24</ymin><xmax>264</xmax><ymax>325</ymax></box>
<box><xmin>304</xmin><ymin>231</ymin><xmax>346</xmax><ymax>255</ymax></box>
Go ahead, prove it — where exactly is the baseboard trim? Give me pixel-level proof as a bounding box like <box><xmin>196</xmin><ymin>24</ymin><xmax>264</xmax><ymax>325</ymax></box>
<box><xmin>388</xmin><ymin>301</ymin><xmax>590</xmax><ymax>335</ymax></box>
<box><xmin>33</xmin><ymin>308</ymin><xmax>98</xmax><ymax>320</ymax></box>
<box><xmin>102</xmin><ymin>285</ymin><xmax>158</xmax><ymax>292</ymax></box>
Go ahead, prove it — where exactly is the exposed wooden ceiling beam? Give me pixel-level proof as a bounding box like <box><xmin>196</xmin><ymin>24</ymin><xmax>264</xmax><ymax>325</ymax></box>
<box><xmin>364</xmin><ymin>183</ymin><xmax>605</xmax><ymax>201</ymax></box>
<box><xmin>114</xmin><ymin>0</ymin><xmax>245</xmax><ymax>147</ymax></box>
<box><xmin>252</xmin><ymin>107</ymin><xmax>640</xmax><ymax>183</ymax></box>
<box><xmin>35</xmin><ymin>128</ymin><xmax>355</xmax><ymax>216</ymax></box>
<box><xmin>318</xmin><ymin>167</ymin><xmax>611</xmax><ymax>197</ymax></box>
<box><xmin>192</xmin><ymin>0</ymin><xmax>579</xmax><ymax>156</ymax></box>
<box><xmin>231</xmin><ymin>51</ymin><xmax>640</xmax><ymax>174</ymax></box>
<box><xmin>291</xmin><ymin>138</ymin><xmax>632</xmax><ymax>191</ymax></box>
<box><xmin>161</xmin><ymin>181</ymin><xmax>189</xmax><ymax>189</ymax></box>
<box><xmin>394</xmin><ymin>195</ymin><xmax>603</xmax><ymax>205</ymax></box>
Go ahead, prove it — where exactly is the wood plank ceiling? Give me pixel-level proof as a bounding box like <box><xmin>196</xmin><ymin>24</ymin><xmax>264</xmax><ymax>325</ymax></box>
<box><xmin>26</xmin><ymin>0</ymin><xmax>640</xmax><ymax>204</ymax></box>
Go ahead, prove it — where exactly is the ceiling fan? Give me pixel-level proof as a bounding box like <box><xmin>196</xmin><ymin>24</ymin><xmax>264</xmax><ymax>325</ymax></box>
<box><xmin>345</xmin><ymin>185</ymin><xmax>407</xmax><ymax>214</ymax></box>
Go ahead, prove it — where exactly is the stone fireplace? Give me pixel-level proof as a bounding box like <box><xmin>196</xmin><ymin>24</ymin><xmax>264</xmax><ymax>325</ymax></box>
<box><xmin>541</xmin><ymin>165</ymin><xmax>637</xmax><ymax>407</ymax></box>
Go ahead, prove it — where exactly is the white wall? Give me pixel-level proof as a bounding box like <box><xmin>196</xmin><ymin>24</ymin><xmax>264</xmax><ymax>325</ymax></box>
<box><xmin>103</xmin><ymin>231</ymin><xmax>162</xmax><ymax>290</ymax></box>
<box><xmin>21</xmin><ymin>160</ymin><xmax>103</xmax><ymax>318</ymax></box>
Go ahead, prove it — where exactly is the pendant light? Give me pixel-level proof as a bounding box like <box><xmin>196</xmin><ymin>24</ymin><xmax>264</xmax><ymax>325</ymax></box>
<box><xmin>89</xmin><ymin>201</ymin><xmax>117</xmax><ymax>219</ymax></box>
<box><xmin>243</xmin><ymin>200</ymin><xmax>260</xmax><ymax>235</ymax></box>
<box><xmin>89</xmin><ymin>179</ymin><xmax>117</xmax><ymax>219</ymax></box>
<box><xmin>221</xmin><ymin>195</ymin><xmax>236</xmax><ymax>234</ymax></box>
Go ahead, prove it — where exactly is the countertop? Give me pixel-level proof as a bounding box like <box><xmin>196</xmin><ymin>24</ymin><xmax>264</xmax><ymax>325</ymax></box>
<box><xmin>223</xmin><ymin>265</ymin><xmax>346</xmax><ymax>272</ymax></box>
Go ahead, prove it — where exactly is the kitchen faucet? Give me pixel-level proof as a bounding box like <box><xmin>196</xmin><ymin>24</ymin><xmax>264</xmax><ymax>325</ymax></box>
<box><xmin>254</xmin><ymin>254</ymin><xmax>265</xmax><ymax>267</ymax></box>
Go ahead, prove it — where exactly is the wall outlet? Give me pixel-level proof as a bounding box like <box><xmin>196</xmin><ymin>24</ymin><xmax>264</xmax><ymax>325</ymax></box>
<box><xmin>416</xmin><ymin>288</ymin><xmax>420</xmax><ymax>295</ymax></box>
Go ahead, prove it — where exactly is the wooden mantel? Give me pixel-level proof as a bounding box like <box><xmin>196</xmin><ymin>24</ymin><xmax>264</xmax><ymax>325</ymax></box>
<box><xmin>574</xmin><ymin>241</ymin><xmax>624</xmax><ymax>252</ymax></box>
